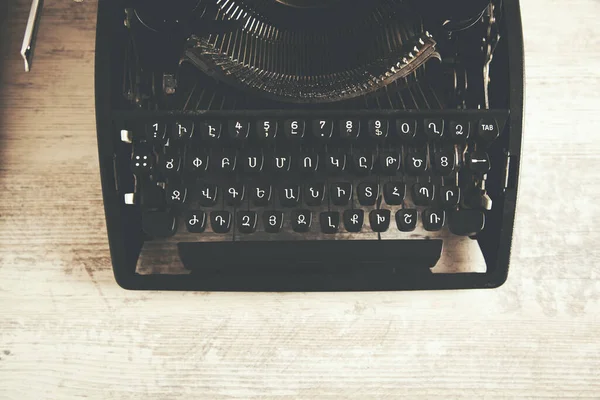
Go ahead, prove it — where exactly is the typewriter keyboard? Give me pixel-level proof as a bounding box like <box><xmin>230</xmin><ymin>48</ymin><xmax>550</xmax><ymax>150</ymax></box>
<box><xmin>121</xmin><ymin>112</ymin><xmax>507</xmax><ymax>243</ymax></box>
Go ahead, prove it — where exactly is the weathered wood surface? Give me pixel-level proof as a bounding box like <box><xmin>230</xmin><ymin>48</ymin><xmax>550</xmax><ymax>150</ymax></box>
<box><xmin>0</xmin><ymin>0</ymin><xmax>599</xmax><ymax>398</ymax></box>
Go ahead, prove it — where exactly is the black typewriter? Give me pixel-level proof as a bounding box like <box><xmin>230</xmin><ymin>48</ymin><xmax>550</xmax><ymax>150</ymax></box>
<box><xmin>95</xmin><ymin>0</ymin><xmax>524</xmax><ymax>291</ymax></box>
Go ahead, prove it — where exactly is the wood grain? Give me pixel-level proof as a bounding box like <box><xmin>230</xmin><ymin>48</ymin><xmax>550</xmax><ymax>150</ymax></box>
<box><xmin>0</xmin><ymin>0</ymin><xmax>599</xmax><ymax>398</ymax></box>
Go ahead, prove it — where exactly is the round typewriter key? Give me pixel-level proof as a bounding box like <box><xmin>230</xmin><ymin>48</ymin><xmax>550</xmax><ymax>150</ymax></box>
<box><xmin>228</xmin><ymin>120</ymin><xmax>250</xmax><ymax>140</ymax></box>
<box><xmin>171</xmin><ymin>121</ymin><xmax>194</xmax><ymax>141</ymax></box>
<box><xmin>131</xmin><ymin>145</ymin><xmax>155</xmax><ymax>176</ymax></box>
<box><xmin>304</xmin><ymin>183</ymin><xmax>325</xmax><ymax>206</ymax></box>
<box><xmin>312</xmin><ymin>119</ymin><xmax>334</xmax><ymax>141</ymax></box>
<box><xmin>284</xmin><ymin>119</ymin><xmax>306</xmax><ymax>140</ymax></box>
<box><xmin>368</xmin><ymin>119</ymin><xmax>389</xmax><ymax>140</ymax></box>
<box><xmin>424</xmin><ymin>118</ymin><xmax>445</xmax><ymax>140</ymax></box>
<box><xmin>343</xmin><ymin>210</ymin><xmax>364</xmax><ymax>233</ymax></box>
<box><xmin>379</xmin><ymin>151</ymin><xmax>401</xmax><ymax>175</ymax></box>
<box><xmin>185</xmin><ymin>210</ymin><xmax>207</xmax><ymax>233</ymax></box>
<box><xmin>251</xmin><ymin>184</ymin><xmax>272</xmax><ymax>207</ymax></box>
<box><xmin>396</xmin><ymin>209</ymin><xmax>418</xmax><ymax>232</ymax></box>
<box><xmin>449</xmin><ymin>120</ymin><xmax>470</xmax><ymax>142</ymax></box>
<box><xmin>440</xmin><ymin>186</ymin><xmax>461</xmax><ymax>208</ymax></box>
<box><xmin>357</xmin><ymin>182</ymin><xmax>379</xmax><ymax>206</ymax></box>
<box><xmin>146</xmin><ymin>122</ymin><xmax>167</xmax><ymax>143</ymax></box>
<box><xmin>465</xmin><ymin>151</ymin><xmax>491</xmax><ymax>175</ymax></box>
<box><xmin>242</xmin><ymin>150</ymin><xmax>264</xmax><ymax>174</ymax></box>
<box><xmin>158</xmin><ymin>147</ymin><xmax>182</xmax><ymax>176</ymax></box>
<box><xmin>383</xmin><ymin>182</ymin><xmax>406</xmax><ymax>206</ymax></box>
<box><xmin>477</xmin><ymin>118</ymin><xmax>500</xmax><ymax>144</ymax></box>
<box><xmin>433</xmin><ymin>148</ymin><xmax>457</xmax><ymax>176</ymax></box>
<box><xmin>412</xmin><ymin>183</ymin><xmax>435</xmax><ymax>206</ymax></box>
<box><xmin>297</xmin><ymin>152</ymin><xmax>319</xmax><ymax>173</ymax></box>
<box><xmin>423</xmin><ymin>209</ymin><xmax>445</xmax><ymax>232</ymax></box>
<box><xmin>351</xmin><ymin>152</ymin><xmax>374</xmax><ymax>175</ymax></box>
<box><xmin>325</xmin><ymin>153</ymin><xmax>346</xmax><ymax>174</ymax></box>
<box><xmin>198</xmin><ymin>121</ymin><xmax>222</xmax><ymax>142</ymax></box>
<box><xmin>211</xmin><ymin>211</ymin><xmax>232</xmax><ymax>234</ymax></box>
<box><xmin>256</xmin><ymin>120</ymin><xmax>278</xmax><ymax>140</ymax></box>
<box><xmin>237</xmin><ymin>211</ymin><xmax>258</xmax><ymax>234</ymax></box>
<box><xmin>339</xmin><ymin>119</ymin><xmax>360</xmax><ymax>139</ymax></box>
<box><xmin>279</xmin><ymin>185</ymin><xmax>301</xmax><ymax>207</ymax></box>
<box><xmin>395</xmin><ymin>119</ymin><xmax>417</xmax><ymax>141</ymax></box>
<box><xmin>369</xmin><ymin>209</ymin><xmax>391</xmax><ymax>233</ymax></box>
<box><xmin>292</xmin><ymin>210</ymin><xmax>312</xmax><ymax>233</ymax></box>
<box><xmin>185</xmin><ymin>149</ymin><xmax>209</xmax><ymax>175</ymax></box>
<box><xmin>264</xmin><ymin>211</ymin><xmax>284</xmax><ymax>233</ymax></box>
<box><xmin>320</xmin><ymin>212</ymin><xmax>340</xmax><ymax>234</ymax></box>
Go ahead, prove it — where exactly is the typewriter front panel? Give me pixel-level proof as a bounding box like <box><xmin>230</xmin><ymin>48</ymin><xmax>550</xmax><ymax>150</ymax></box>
<box><xmin>96</xmin><ymin>0</ymin><xmax>523</xmax><ymax>290</ymax></box>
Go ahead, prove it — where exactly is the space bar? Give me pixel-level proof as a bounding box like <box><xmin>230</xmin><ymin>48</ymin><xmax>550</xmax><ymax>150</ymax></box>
<box><xmin>178</xmin><ymin>240</ymin><xmax>443</xmax><ymax>271</ymax></box>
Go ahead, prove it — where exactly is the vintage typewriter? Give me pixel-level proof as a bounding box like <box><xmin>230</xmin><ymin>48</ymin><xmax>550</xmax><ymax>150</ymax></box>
<box><xmin>95</xmin><ymin>0</ymin><xmax>524</xmax><ymax>291</ymax></box>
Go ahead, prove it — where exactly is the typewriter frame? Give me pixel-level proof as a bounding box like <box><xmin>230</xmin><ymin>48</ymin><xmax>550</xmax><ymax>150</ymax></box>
<box><xmin>95</xmin><ymin>0</ymin><xmax>524</xmax><ymax>291</ymax></box>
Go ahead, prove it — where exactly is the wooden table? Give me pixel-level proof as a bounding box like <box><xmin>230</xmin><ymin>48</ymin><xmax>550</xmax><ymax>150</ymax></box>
<box><xmin>1</xmin><ymin>0</ymin><xmax>599</xmax><ymax>398</ymax></box>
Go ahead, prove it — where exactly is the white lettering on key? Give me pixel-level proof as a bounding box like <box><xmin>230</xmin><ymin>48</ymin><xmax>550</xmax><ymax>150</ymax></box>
<box><xmin>228</xmin><ymin>188</ymin><xmax>239</xmax><ymax>198</ymax></box>
<box><xmin>216</xmin><ymin>215</ymin><xmax>226</xmax><ymax>226</ymax></box>
<box><xmin>375</xmin><ymin>120</ymin><xmax>383</xmax><ymax>136</ymax></box>
<box><xmin>337</xmin><ymin>187</ymin><xmax>346</xmax><ymax>197</ymax></box>
<box><xmin>386</xmin><ymin>156</ymin><xmax>397</xmax><ymax>167</ymax></box>
<box><xmin>419</xmin><ymin>187</ymin><xmax>430</xmax><ymax>197</ymax></box>
<box><xmin>166</xmin><ymin>159</ymin><xmax>174</xmax><ymax>170</ymax></box>
<box><xmin>222</xmin><ymin>158</ymin><xmax>230</xmax><ymax>168</ymax></box>
<box><xmin>269</xmin><ymin>215</ymin><xmax>277</xmax><ymax>226</ymax></box>
<box><xmin>330</xmin><ymin>157</ymin><xmax>340</xmax><ymax>168</ymax></box>
<box><xmin>248</xmin><ymin>157</ymin><xmax>257</xmax><ymax>169</ymax></box>
<box><xmin>242</xmin><ymin>215</ymin><xmax>251</xmax><ymax>227</ymax></box>
<box><xmin>297</xmin><ymin>214</ymin><xmax>307</xmax><ymax>225</ymax></box>
<box><xmin>276</xmin><ymin>157</ymin><xmax>287</xmax><ymax>169</ymax></box>
<box><xmin>188</xmin><ymin>215</ymin><xmax>199</xmax><ymax>226</ymax></box>
<box><xmin>365</xmin><ymin>186</ymin><xmax>373</xmax><ymax>198</ymax></box>
<box><xmin>202</xmin><ymin>188</ymin><xmax>210</xmax><ymax>199</ymax></box>
<box><xmin>291</xmin><ymin>121</ymin><xmax>299</xmax><ymax>135</ymax></box>
<box><xmin>351</xmin><ymin>214</ymin><xmax>359</xmax><ymax>224</ymax></box>
<box><xmin>429</xmin><ymin>122</ymin><xmax>440</xmax><ymax>135</ymax></box>
<box><xmin>393</xmin><ymin>187</ymin><xmax>400</xmax><ymax>197</ymax></box>
<box><xmin>446</xmin><ymin>190</ymin><xmax>454</xmax><ymax>202</ymax></box>
<box><xmin>328</xmin><ymin>217</ymin><xmax>335</xmax><ymax>228</ymax></box>
<box><xmin>178</xmin><ymin>124</ymin><xmax>187</xmax><ymax>137</ymax></box>
<box><xmin>377</xmin><ymin>214</ymin><xmax>385</xmax><ymax>224</ymax></box>
<box><xmin>404</xmin><ymin>214</ymin><xmax>413</xmax><ymax>225</ymax></box>
<box><xmin>285</xmin><ymin>189</ymin><xmax>296</xmax><ymax>200</ymax></box>
<box><xmin>430</xmin><ymin>213</ymin><xmax>441</xmax><ymax>224</ymax></box>
<box><xmin>208</xmin><ymin>125</ymin><xmax>217</xmax><ymax>138</ymax></box>
<box><xmin>256</xmin><ymin>188</ymin><xmax>265</xmax><ymax>199</ymax></box>
<box><xmin>310</xmin><ymin>188</ymin><xmax>319</xmax><ymax>198</ymax></box>
<box><xmin>359</xmin><ymin>157</ymin><xmax>367</xmax><ymax>168</ymax></box>
<box><xmin>401</xmin><ymin>123</ymin><xmax>410</xmax><ymax>134</ymax></box>
<box><xmin>303</xmin><ymin>157</ymin><xmax>312</xmax><ymax>169</ymax></box>
<box><xmin>172</xmin><ymin>190</ymin><xmax>181</xmax><ymax>201</ymax></box>
<box><xmin>193</xmin><ymin>157</ymin><xmax>203</xmax><ymax>168</ymax></box>
<box><xmin>455</xmin><ymin>124</ymin><xmax>464</xmax><ymax>135</ymax></box>
<box><xmin>412</xmin><ymin>158</ymin><xmax>423</xmax><ymax>169</ymax></box>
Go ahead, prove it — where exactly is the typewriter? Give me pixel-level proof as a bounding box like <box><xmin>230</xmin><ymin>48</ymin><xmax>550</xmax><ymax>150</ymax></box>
<box><xmin>95</xmin><ymin>0</ymin><xmax>524</xmax><ymax>291</ymax></box>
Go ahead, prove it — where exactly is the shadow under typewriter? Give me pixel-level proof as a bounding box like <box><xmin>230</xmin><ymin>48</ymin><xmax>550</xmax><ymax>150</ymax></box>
<box><xmin>95</xmin><ymin>0</ymin><xmax>524</xmax><ymax>290</ymax></box>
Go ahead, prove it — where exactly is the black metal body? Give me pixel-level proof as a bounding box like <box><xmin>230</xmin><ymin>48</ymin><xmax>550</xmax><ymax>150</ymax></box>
<box><xmin>95</xmin><ymin>0</ymin><xmax>524</xmax><ymax>291</ymax></box>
